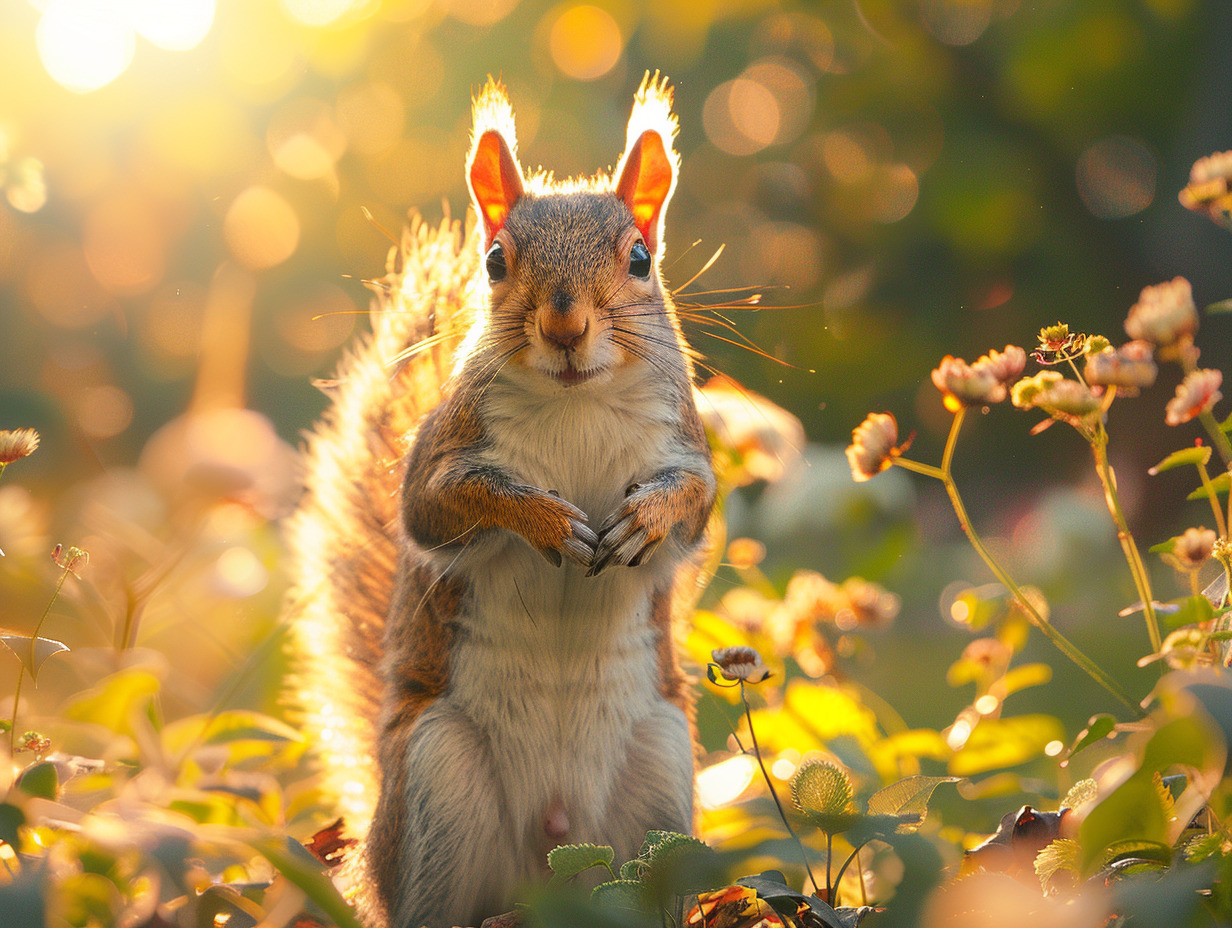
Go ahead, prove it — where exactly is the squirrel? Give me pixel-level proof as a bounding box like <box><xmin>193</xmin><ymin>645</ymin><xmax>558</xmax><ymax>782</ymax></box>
<box><xmin>284</xmin><ymin>73</ymin><xmax>721</xmax><ymax>928</ymax></box>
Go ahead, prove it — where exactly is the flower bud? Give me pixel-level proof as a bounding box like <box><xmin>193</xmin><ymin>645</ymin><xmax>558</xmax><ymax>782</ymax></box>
<box><xmin>1165</xmin><ymin>369</ymin><xmax>1223</xmax><ymax>426</ymax></box>
<box><xmin>846</xmin><ymin>412</ymin><xmax>901</xmax><ymax>482</ymax></box>
<box><xmin>1125</xmin><ymin>277</ymin><xmax>1198</xmax><ymax>347</ymax></box>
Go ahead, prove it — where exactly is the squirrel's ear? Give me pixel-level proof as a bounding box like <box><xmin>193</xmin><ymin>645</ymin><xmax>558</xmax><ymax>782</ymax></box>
<box><xmin>467</xmin><ymin>81</ymin><xmax>525</xmax><ymax>249</ymax></box>
<box><xmin>615</xmin><ymin>72</ymin><xmax>679</xmax><ymax>255</ymax></box>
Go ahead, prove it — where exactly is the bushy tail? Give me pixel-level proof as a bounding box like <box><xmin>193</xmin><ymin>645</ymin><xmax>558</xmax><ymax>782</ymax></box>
<box><xmin>283</xmin><ymin>215</ymin><xmax>479</xmax><ymax>836</ymax></box>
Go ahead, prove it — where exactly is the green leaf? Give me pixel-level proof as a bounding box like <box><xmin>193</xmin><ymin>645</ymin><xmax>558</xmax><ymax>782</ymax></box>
<box><xmin>590</xmin><ymin>880</ymin><xmax>644</xmax><ymax>910</ymax></box>
<box><xmin>792</xmin><ymin>760</ymin><xmax>853</xmax><ymax>824</ymax></box>
<box><xmin>1034</xmin><ymin>837</ymin><xmax>1081</xmax><ymax>894</ymax></box>
<box><xmin>1079</xmin><ymin>770</ymin><xmax>1169</xmax><ymax>875</ymax></box>
<box><xmin>866</xmin><ymin>776</ymin><xmax>961</xmax><ymax>832</ymax></box>
<box><xmin>0</xmin><ymin>803</ymin><xmax>24</xmax><ymax>848</ymax></box>
<box><xmin>1204</xmin><ymin>299</ymin><xmax>1232</xmax><ymax>314</ymax></box>
<box><xmin>62</xmin><ymin>669</ymin><xmax>161</xmax><ymax>735</ymax></box>
<box><xmin>1062</xmin><ymin>778</ymin><xmax>1099</xmax><ymax>812</ymax></box>
<box><xmin>618</xmin><ymin>859</ymin><xmax>645</xmax><ymax>881</ymax></box>
<box><xmin>1184</xmin><ymin>832</ymin><xmax>1228</xmax><ymax>863</ymax></box>
<box><xmin>0</xmin><ymin>636</ymin><xmax>69</xmax><ymax>682</ymax></box>
<box><xmin>1149</xmin><ymin>446</ymin><xmax>1212</xmax><ymax>475</ymax></box>
<box><xmin>548</xmin><ymin>843</ymin><xmax>615</xmax><ymax>883</ymax></box>
<box><xmin>1187</xmin><ymin>472</ymin><xmax>1230</xmax><ymax>501</ymax></box>
<box><xmin>16</xmin><ymin>761</ymin><xmax>57</xmax><ymax>800</ymax></box>
<box><xmin>643</xmin><ymin>834</ymin><xmax>723</xmax><ymax>900</ymax></box>
<box><xmin>1162</xmin><ymin>595</ymin><xmax>1216</xmax><ymax>630</ymax></box>
<box><xmin>1066</xmin><ymin>714</ymin><xmax>1117</xmax><ymax>761</ymax></box>
<box><xmin>251</xmin><ymin>835</ymin><xmax>363</xmax><ymax>928</ymax></box>
<box><xmin>948</xmin><ymin>714</ymin><xmax>1065</xmax><ymax>776</ymax></box>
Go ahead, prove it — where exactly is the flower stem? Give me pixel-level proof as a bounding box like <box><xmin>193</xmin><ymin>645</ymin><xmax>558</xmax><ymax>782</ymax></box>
<box><xmin>899</xmin><ymin>409</ymin><xmax>1142</xmax><ymax>716</ymax></box>
<box><xmin>1090</xmin><ymin>433</ymin><xmax>1162</xmax><ymax>656</ymax></box>
<box><xmin>739</xmin><ymin>682</ymin><xmax>822</xmax><ymax>896</ymax></box>
<box><xmin>1198</xmin><ymin>409</ymin><xmax>1232</xmax><ymax>468</ymax></box>
<box><xmin>10</xmin><ymin>564</ymin><xmax>72</xmax><ymax>755</ymax></box>
<box><xmin>1196</xmin><ymin>461</ymin><xmax>1228</xmax><ymax>539</ymax></box>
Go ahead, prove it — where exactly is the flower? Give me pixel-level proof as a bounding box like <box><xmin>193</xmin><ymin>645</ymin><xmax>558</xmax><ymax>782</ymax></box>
<box><xmin>932</xmin><ymin>355</ymin><xmax>1005</xmax><ymax>408</ymax></box>
<box><xmin>976</xmin><ymin>345</ymin><xmax>1027</xmax><ymax>386</ymax></box>
<box><xmin>1011</xmin><ymin>372</ymin><xmax>1102</xmax><ymax>418</ymax></box>
<box><xmin>710</xmin><ymin>646</ymin><xmax>772</xmax><ymax>683</ymax></box>
<box><xmin>1033</xmin><ymin>323</ymin><xmax>1087</xmax><ymax>364</ymax></box>
<box><xmin>1168</xmin><ymin>527</ymin><xmax>1216</xmax><ymax>571</ymax></box>
<box><xmin>1083</xmin><ymin>340</ymin><xmax>1158</xmax><ymax>393</ymax></box>
<box><xmin>1125</xmin><ymin>277</ymin><xmax>1198</xmax><ymax>347</ymax></box>
<box><xmin>846</xmin><ymin>412</ymin><xmax>906</xmax><ymax>482</ymax></box>
<box><xmin>0</xmin><ymin>428</ymin><xmax>39</xmax><ymax>464</ymax></box>
<box><xmin>1179</xmin><ymin>151</ymin><xmax>1232</xmax><ymax>226</ymax></box>
<box><xmin>1165</xmin><ymin>369</ymin><xmax>1222</xmax><ymax>426</ymax></box>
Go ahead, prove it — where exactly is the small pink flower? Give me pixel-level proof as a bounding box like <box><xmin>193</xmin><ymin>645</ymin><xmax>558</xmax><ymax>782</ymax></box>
<box><xmin>932</xmin><ymin>355</ymin><xmax>1004</xmax><ymax>408</ymax></box>
<box><xmin>846</xmin><ymin>412</ymin><xmax>905</xmax><ymax>482</ymax></box>
<box><xmin>710</xmin><ymin>646</ymin><xmax>772</xmax><ymax>683</ymax></box>
<box><xmin>973</xmin><ymin>345</ymin><xmax>1027</xmax><ymax>387</ymax></box>
<box><xmin>1165</xmin><ymin>369</ymin><xmax>1222</xmax><ymax>426</ymax></box>
<box><xmin>1125</xmin><ymin>278</ymin><xmax>1198</xmax><ymax>347</ymax></box>
<box><xmin>1083</xmin><ymin>340</ymin><xmax>1158</xmax><ymax>392</ymax></box>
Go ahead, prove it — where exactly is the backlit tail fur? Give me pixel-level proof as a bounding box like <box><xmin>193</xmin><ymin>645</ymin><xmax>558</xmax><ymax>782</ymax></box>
<box><xmin>283</xmin><ymin>215</ymin><xmax>481</xmax><ymax>838</ymax></box>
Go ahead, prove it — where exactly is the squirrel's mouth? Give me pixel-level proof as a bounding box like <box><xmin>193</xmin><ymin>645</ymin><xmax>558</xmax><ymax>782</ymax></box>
<box><xmin>553</xmin><ymin>363</ymin><xmax>597</xmax><ymax>386</ymax></box>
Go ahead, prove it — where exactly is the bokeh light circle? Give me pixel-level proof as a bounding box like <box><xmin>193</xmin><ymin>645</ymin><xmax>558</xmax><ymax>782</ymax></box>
<box><xmin>224</xmin><ymin>186</ymin><xmax>301</xmax><ymax>270</ymax></box>
<box><xmin>1076</xmin><ymin>135</ymin><xmax>1157</xmax><ymax>220</ymax></box>
<box><xmin>37</xmin><ymin>0</ymin><xmax>136</xmax><ymax>93</ymax></box>
<box><xmin>127</xmin><ymin>0</ymin><xmax>216</xmax><ymax>50</ymax></box>
<box><xmin>548</xmin><ymin>5</ymin><xmax>623</xmax><ymax>81</ymax></box>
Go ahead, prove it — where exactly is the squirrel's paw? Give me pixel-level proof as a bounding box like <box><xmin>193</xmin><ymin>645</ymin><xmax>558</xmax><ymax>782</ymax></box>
<box><xmin>588</xmin><ymin>484</ymin><xmax>669</xmax><ymax>576</ymax></box>
<box><xmin>516</xmin><ymin>487</ymin><xmax>597</xmax><ymax>568</ymax></box>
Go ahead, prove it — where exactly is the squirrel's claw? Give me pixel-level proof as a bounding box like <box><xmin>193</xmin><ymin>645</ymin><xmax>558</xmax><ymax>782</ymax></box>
<box><xmin>560</xmin><ymin>519</ymin><xmax>598</xmax><ymax>567</ymax></box>
<box><xmin>588</xmin><ymin>521</ymin><xmax>659</xmax><ymax>576</ymax></box>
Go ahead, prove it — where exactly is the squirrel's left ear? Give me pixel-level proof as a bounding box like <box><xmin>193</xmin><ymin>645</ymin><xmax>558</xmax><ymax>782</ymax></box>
<box><xmin>615</xmin><ymin>72</ymin><xmax>680</xmax><ymax>257</ymax></box>
<box><xmin>468</xmin><ymin>80</ymin><xmax>525</xmax><ymax>250</ymax></box>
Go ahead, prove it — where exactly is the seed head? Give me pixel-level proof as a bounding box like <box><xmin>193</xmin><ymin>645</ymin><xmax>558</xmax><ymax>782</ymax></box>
<box><xmin>975</xmin><ymin>345</ymin><xmax>1027</xmax><ymax>386</ymax></box>
<box><xmin>1012</xmin><ymin>372</ymin><xmax>1101</xmax><ymax>419</ymax></box>
<box><xmin>0</xmin><ymin>428</ymin><xmax>39</xmax><ymax>464</ymax></box>
<box><xmin>1165</xmin><ymin>369</ymin><xmax>1222</xmax><ymax>426</ymax></box>
<box><xmin>1125</xmin><ymin>277</ymin><xmax>1198</xmax><ymax>347</ymax></box>
<box><xmin>1170</xmin><ymin>527</ymin><xmax>1217</xmax><ymax>570</ymax></box>
<box><xmin>1179</xmin><ymin>151</ymin><xmax>1232</xmax><ymax>227</ymax></box>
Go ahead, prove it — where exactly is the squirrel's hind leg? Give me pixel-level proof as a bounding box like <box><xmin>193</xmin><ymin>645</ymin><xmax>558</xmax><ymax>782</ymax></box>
<box><xmin>370</xmin><ymin>701</ymin><xmax>524</xmax><ymax>928</ymax></box>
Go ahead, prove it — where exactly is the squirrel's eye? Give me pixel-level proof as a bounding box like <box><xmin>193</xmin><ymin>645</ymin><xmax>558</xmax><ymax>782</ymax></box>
<box><xmin>485</xmin><ymin>242</ymin><xmax>507</xmax><ymax>282</ymax></box>
<box><xmin>629</xmin><ymin>241</ymin><xmax>652</xmax><ymax>279</ymax></box>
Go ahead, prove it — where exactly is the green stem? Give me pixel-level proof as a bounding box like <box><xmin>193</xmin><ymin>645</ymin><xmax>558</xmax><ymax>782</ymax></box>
<box><xmin>1090</xmin><ymin>434</ymin><xmax>1162</xmax><ymax>656</ymax></box>
<box><xmin>1196</xmin><ymin>461</ymin><xmax>1228</xmax><ymax>539</ymax></box>
<box><xmin>740</xmin><ymin>683</ymin><xmax>822</xmax><ymax>896</ymax></box>
<box><xmin>10</xmin><ymin>565</ymin><xmax>71</xmax><ymax>755</ymax></box>
<box><xmin>895</xmin><ymin>410</ymin><xmax>1143</xmax><ymax>716</ymax></box>
<box><xmin>1198</xmin><ymin>409</ymin><xmax>1232</xmax><ymax>468</ymax></box>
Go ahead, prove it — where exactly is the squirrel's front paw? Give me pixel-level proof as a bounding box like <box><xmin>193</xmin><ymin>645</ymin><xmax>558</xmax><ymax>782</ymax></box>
<box><xmin>588</xmin><ymin>483</ymin><xmax>670</xmax><ymax>577</ymax></box>
<box><xmin>514</xmin><ymin>487</ymin><xmax>598</xmax><ymax>568</ymax></box>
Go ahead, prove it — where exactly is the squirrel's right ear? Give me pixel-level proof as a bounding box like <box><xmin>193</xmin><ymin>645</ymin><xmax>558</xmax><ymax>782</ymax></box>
<box><xmin>467</xmin><ymin>81</ymin><xmax>525</xmax><ymax>250</ymax></box>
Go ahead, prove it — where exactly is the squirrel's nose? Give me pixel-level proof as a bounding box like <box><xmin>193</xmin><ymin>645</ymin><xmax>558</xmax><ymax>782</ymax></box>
<box><xmin>541</xmin><ymin>290</ymin><xmax>587</xmax><ymax>349</ymax></box>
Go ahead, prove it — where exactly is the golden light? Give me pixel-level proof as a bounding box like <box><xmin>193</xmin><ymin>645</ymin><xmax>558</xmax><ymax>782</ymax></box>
<box><xmin>83</xmin><ymin>192</ymin><xmax>167</xmax><ymax>295</ymax></box>
<box><xmin>280</xmin><ymin>0</ymin><xmax>364</xmax><ymax>28</ymax></box>
<box><xmin>268</xmin><ymin>99</ymin><xmax>347</xmax><ymax>182</ymax></box>
<box><xmin>215</xmin><ymin>546</ymin><xmax>269</xmax><ymax>597</ymax></box>
<box><xmin>548</xmin><ymin>5</ymin><xmax>623</xmax><ymax>81</ymax></box>
<box><xmin>744</xmin><ymin>57</ymin><xmax>814</xmax><ymax>146</ymax></box>
<box><xmin>224</xmin><ymin>186</ymin><xmax>301</xmax><ymax>270</ymax></box>
<box><xmin>1076</xmin><ymin>135</ymin><xmax>1156</xmax><ymax>220</ymax></box>
<box><xmin>6</xmin><ymin>157</ymin><xmax>47</xmax><ymax>214</ymax></box>
<box><xmin>870</xmin><ymin>164</ymin><xmax>920</xmax><ymax>223</ymax></box>
<box><xmin>704</xmin><ymin>78</ymin><xmax>780</xmax><ymax>156</ymax></box>
<box><xmin>441</xmin><ymin>0</ymin><xmax>519</xmax><ymax>27</ymax></box>
<box><xmin>974</xmin><ymin>694</ymin><xmax>999</xmax><ymax>715</ymax></box>
<box><xmin>1044</xmin><ymin>740</ymin><xmax>1064</xmax><ymax>757</ymax></box>
<box><xmin>946</xmin><ymin>719</ymin><xmax>972</xmax><ymax>751</ymax></box>
<box><xmin>126</xmin><ymin>0</ymin><xmax>216</xmax><ymax>50</ymax></box>
<box><xmin>336</xmin><ymin>81</ymin><xmax>405</xmax><ymax>156</ymax></box>
<box><xmin>37</xmin><ymin>0</ymin><xmax>135</xmax><ymax>93</ymax></box>
<box><xmin>696</xmin><ymin>754</ymin><xmax>757</xmax><ymax>809</ymax></box>
<box><xmin>75</xmin><ymin>385</ymin><xmax>134</xmax><ymax>439</ymax></box>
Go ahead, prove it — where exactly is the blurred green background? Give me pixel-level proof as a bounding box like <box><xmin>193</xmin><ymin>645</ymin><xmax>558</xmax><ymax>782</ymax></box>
<box><xmin>0</xmin><ymin>0</ymin><xmax>1230</xmax><ymax>762</ymax></box>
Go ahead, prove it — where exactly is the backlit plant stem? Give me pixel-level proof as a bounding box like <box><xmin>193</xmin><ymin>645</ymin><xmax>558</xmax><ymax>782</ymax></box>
<box><xmin>1195</xmin><ymin>459</ymin><xmax>1228</xmax><ymax>539</ymax></box>
<box><xmin>1090</xmin><ymin>432</ymin><xmax>1163</xmax><ymax>656</ymax></box>
<box><xmin>738</xmin><ymin>681</ymin><xmax>823</xmax><ymax>897</ymax></box>
<box><xmin>893</xmin><ymin>408</ymin><xmax>1142</xmax><ymax>716</ymax></box>
<box><xmin>10</xmin><ymin>565</ymin><xmax>71</xmax><ymax>756</ymax></box>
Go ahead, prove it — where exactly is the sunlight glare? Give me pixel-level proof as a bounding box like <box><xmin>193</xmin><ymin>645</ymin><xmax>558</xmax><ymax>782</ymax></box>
<box><xmin>280</xmin><ymin>0</ymin><xmax>361</xmax><ymax>27</ymax></box>
<box><xmin>37</xmin><ymin>0</ymin><xmax>135</xmax><ymax>93</ymax></box>
<box><xmin>696</xmin><ymin>754</ymin><xmax>757</xmax><ymax>809</ymax></box>
<box><xmin>126</xmin><ymin>0</ymin><xmax>215</xmax><ymax>50</ymax></box>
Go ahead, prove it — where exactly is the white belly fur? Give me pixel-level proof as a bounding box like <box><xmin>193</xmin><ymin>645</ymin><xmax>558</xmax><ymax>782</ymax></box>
<box><xmin>416</xmin><ymin>366</ymin><xmax>696</xmax><ymax>885</ymax></box>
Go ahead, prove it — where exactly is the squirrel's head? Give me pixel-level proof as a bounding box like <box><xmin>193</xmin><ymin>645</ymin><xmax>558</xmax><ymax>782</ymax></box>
<box><xmin>464</xmin><ymin>73</ymin><xmax>687</xmax><ymax>388</ymax></box>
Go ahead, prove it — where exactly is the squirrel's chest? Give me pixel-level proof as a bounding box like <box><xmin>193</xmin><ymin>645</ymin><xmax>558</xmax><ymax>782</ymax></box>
<box><xmin>480</xmin><ymin>379</ymin><xmax>682</xmax><ymax>516</ymax></box>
